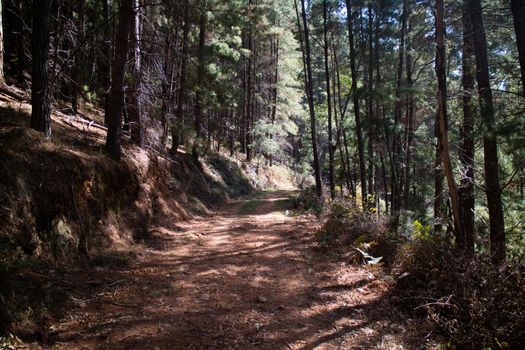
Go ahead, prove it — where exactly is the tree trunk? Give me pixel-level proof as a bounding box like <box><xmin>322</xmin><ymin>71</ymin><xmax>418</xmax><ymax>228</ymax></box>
<box><xmin>333</xmin><ymin>38</ymin><xmax>355</xmax><ymax>196</ymax></box>
<box><xmin>434</xmin><ymin>114</ymin><xmax>444</xmax><ymax>233</ymax></box>
<box><xmin>366</xmin><ymin>4</ymin><xmax>374</xmax><ymax>205</ymax></box>
<box><xmin>331</xmin><ymin>39</ymin><xmax>352</xmax><ymax>196</ymax></box>
<box><xmin>102</xmin><ymin>0</ymin><xmax>112</xmax><ymax>125</ymax></box>
<box><xmin>105</xmin><ymin>0</ymin><xmax>133</xmax><ymax>159</ymax></box>
<box><xmin>160</xmin><ymin>21</ymin><xmax>173</xmax><ymax>147</ymax></box>
<box><xmin>30</xmin><ymin>0</ymin><xmax>51</xmax><ymax>137</ymax></box>
<box><xmin>511</xmin><ymin>0</ymin><xmax>525</xmax><ymax>96</ymax></box>
<box><xmin>229</xmin><ymin>109</ymin><xmax>235</xmax><ymax>156</ymax></box>
<box><xmin>460</xmin><ymin>0</ymin><xmax>476</xmax><ymax>253</ymax></box>
<box><xmin>403</xmin><ymin>8</ymin><xmax>414</xmax><ymax>210</ymax></box>
<box><xmin>435</xmin><ymin>0</ymin><xmax>464</xmax><ymax>242</ymax></box>
<box><xmin>345</xmin><ymin>0</ymin><xmax>366</xmax><ymax>205</ymax></box>
<box><xmin>171</xmin><ymin>0</ymin><xmax>190</xmax><ymax>156</ymax></box>
<box><xmin>323</xmin><ymin>0</ymin><xmax>335</xmax><ymax>199</ymax></box>
<box><xmin>128</xmin><ymin>0</ymin><xmax>144</xmax><ymax>147</ymax></box>
<box><xmin>373</xmin><ymin>3</ymin><xmax>388</xmax><ymax>211</ymax></box>
<box><xmin>300</xmin><ymin>0</ymin><xmax>323</xmax><ymax>197</ymax></box>
<box><xmin>469</xmin><ymin>0</ymin><xmax>506</xmax><ymax>264</ymax></box>
<box><xmin>193</xmin><ymin>0</ymin><xmax>207</xmax><ymax>161</ymax></box>
<box><xmin>71</xmin><ymin>0</ymin><xmax>84</xmax><ymax>114</ymax></box>
<box><xmin>269</xmin><ymin>37</ymin><xmax>279</xmax><ymax>167</ymax></box>
<box><xmin>100</xmin><ymin>0</ymin><xmax>113</xmax><ymax>125</ymax></box>
<box><xmin>0</xmin><ymin>0</ymin><xmax>4</xmax><ymax>86</ymax></box>
<box><xmin>391</xmin><ymin>0</ymin><xmax>407</xmax><ymax>212</ymax></box>
<box><xmin>243</xmin><ymin>1</ymin><xmax>254</xmax><ymax>162</ymax></box>
<box><xmin>240</xmin><ymin>32</ymin><xmax>247</xmax><ymax>154</ymax></box>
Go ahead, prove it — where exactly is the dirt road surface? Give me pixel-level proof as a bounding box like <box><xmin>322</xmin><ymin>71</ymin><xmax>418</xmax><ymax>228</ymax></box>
<box><xmin>39</xmin><ymin>191</ymin><xmax>424</xmax><ymax>350</ymax></box>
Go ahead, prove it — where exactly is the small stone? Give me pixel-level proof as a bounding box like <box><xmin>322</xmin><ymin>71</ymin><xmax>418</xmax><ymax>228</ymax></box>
<box><xmin>361</xmin><ymin>327</ymin><xmax>374</xmax><ymax>336</ymax></box>
<box><xmin>257</xmin><ymin>296</ymin><xmax>268</xmax><ymax>303</ymax></box>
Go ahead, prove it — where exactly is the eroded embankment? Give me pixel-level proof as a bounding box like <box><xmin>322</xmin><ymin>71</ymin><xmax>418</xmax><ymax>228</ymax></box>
<box><xmin>0</xmin><ymin>124</ymin><xmax>262</xmax><ymax>337</ymax></box>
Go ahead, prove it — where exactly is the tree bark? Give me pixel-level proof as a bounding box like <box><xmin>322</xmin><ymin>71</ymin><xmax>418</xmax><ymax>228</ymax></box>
<box><xmin>434</xmin><ymin>112</ymin><xmax>443</xmax><ymax>233</ymax></box>
<box><xmin>171</xmin><ymin>0</ymin><xmax>190</xmax><ymax>156</ymax></box>
<box><xmin>469</xmin><ymin>0</ymin><xmax>506</xmax><ymax>263</ymax></box>
<box><xmin>345</xmin><ymin>0</ymin><xmax>366</xmax><ymax>206</ymax></box>
<box><xmin>240</xmin><ymin>32</ymin><xmax>247</xmax><ymax>154</ymax></box>
<box><xmin>245</xmin><ymin>17</ymin><xmax>253</xmax><ymax>162</ymax></box>
<box><xmin>30</xmin><ymin>0</ymin><xmax>51</xmax><ymax>137</ymax></box>
<box><xmin>105</xmin><ymin>0</ymin><xmax>133</xmax><ymax>159</ymax></box>
<box><xmin>403</xmin><ymin>7</ymin><xmax>414</xmax><ymax>210</ymax></box>
<box><xmin>365</xmin><ymin>4</ymin><xmax>375</xmax><ymax>204</ymax></box>
<box><xmin>269</xmin><ymin>37</ymin><xmax>279</xmax><ymax>167</ymax></box>
<box><xmin>435</xmin><ymin>0</ymin><xmax>464</xmax><ymax>242</ymax></box>
<box><xmin>300</xmin><ymin>0</ymin><xmax>323</xmax><ymax>197</ymax></box>
<box><xmin>460</xmin><ymin>0</ymin><xmax>476</xmax><ymax>253</ymax></box>
<box><xmin>0</xmin><ymin>0</ymin><xmax>4</xmax><ymax>85</ymax></box>
<box><xmin>331</xmin><ymin>40</ymin><xmax>352</xmax><ymax>196</ymax></box>
<box><xmin>391</xmin><ymin>0</ymin><xmax>407</xmax><ymax>212</ymax></box>
<box><xmin>332</xmin><ymin>36</ymin><xmax>355</xmax><ymax>196</ymax></box>
<box><xmin>193</xmin><ymin>0</ymin><xmax>207</xmax><ymax>161</ymax></box>
<box><xmin>102</xmin><ymin>0</ymin><xmax>112</xmax><ymax>125</ymax></box>
<box><xmin>128</xmin><ymin>0</ymin><xmax>144</xmax><ymax>147</ymax></box>
<box><xmin>511</xmin><ymin>0</ymin><xmax>525</xmax><ymax>96</ymax></box>
<box><xmin>71</xmin><ymin>0</ymin><xmax>84</xmax><ymax>114</ymax></box>
<box><xmin>323</xmin><ymin>0</ymin><xmax>335</xmax><ymax>199</ymax></box>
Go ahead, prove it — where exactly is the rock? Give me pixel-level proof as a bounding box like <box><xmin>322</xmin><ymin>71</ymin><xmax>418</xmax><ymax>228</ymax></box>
<box><xmin>51</xmin><ymin>215</ymin><xmax>78</xmax><ymax>257</ymax></box>
<box><xmin>256</xmin><ymin>296</ymin><xmax>268</xmax><ymax>303</ymax></box>
<box><xmin>361</xmin><ymin>327</ymin><xmax>374</xmax><ymax>336</ymax></box>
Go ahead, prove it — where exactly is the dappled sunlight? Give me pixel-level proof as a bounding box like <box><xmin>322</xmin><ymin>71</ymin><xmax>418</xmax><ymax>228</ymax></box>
<box><xmin>36</xmin><ymin>191</ymin><xmax>418</xmax><ymax>350</ymax></box>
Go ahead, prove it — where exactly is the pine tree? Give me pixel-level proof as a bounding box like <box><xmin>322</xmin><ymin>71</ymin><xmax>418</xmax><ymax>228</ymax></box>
<box><xmin>30</xmin><ymin>0</ymin><xmax>51</xmax><ymax>137</ymax></box>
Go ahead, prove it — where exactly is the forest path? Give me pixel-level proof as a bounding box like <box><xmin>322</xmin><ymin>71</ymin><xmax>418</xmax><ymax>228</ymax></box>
<box><xmin>48</xmin><ymin>191</ymin><xmax>413</xmax><ymax>350</ymax></box>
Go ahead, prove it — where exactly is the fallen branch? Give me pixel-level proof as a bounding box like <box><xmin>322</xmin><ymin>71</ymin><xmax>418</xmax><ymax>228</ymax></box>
<box><xmin>108</xmin><ymin>300</ymin><xmax>138</xmax><ymax>308</ymax></box>
<box><xmin>54</xmin><ymin>111</ymin><xmax>108</xmax><ymax>131</ymax></box>
<box><xmin>0</xmin><ymin>84</ymin><xmax>27</xmax><ymax>101</ymax></box>
<box><xmin>414</xmin><ymin>294</ymin><xmax>458</xmax><ymax>311</ymax></box>
<box><xmin>145</xmin><ymin>145</ymin><xmax>180</xmax><ymax>165</ymax></box>
<box><xmin>189</xmin><ymin>160</ymin><xmax>211</xmax><ymax>196</ymax></box>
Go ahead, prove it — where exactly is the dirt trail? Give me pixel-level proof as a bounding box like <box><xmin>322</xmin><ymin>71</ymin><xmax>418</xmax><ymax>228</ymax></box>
<box><xmin>43</xmin><ymin>191</ymin><xmax>419</xmax><ymax>350</ymax></box>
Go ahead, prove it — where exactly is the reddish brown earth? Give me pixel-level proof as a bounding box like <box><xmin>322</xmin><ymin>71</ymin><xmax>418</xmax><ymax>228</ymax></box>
<box><xmin>27</xmin><ymin>191</ymin><xmax>431</xmax><ymax>350</ymax></box>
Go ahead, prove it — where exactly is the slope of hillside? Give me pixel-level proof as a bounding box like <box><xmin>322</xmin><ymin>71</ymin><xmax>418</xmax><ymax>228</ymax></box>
<box><xmin>0</xmin><ymin>93</ymin><xmax>296</xmax><ymax>336</ymax></box>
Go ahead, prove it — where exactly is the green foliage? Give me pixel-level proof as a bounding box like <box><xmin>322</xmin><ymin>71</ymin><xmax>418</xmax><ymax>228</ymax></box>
<box><xmin>206</xmin><ymin>154</ymin><xmax>255</xmax><ymax>197</ymax></box>
<box><xmin>316</xmin><ymin>198</ymin><xmax>387</xmax><ymax>250</ymax></box>
<box><xmin>294</xmin><ymin>186</ymin><xmax>324</xmax><ymax>217</ymax></box>
<box><xmin>411</xmin><ymin>219</ymin><xmax>433</xmax><ymax>241</ymax></box>
<box><xmin>505</xmin><ymin>197</ymin><xmax>525</xmax><ymax>262</ymax></box>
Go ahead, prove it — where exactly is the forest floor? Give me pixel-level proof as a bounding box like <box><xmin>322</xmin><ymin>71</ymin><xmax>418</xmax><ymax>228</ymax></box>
<box><xmin>26</xmin><ymin>191</ymin><xmax>433</xmax><ymax>350</ymax></box>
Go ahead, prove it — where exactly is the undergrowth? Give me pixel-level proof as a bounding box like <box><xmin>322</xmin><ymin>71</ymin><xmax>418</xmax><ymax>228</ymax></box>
<box><xmin>0</xmin><ymin>257</ymin><xmax>71</xmax><ymax>339</ymax></box>
<box><xmin>294</xmin><ymin>186</ymin><xmax>325</xmax><ymax>217</ymax></box>
<box><xmin>316</xmin><ymin>198</ymin><xmax>388</xmax><ymax>249</ymax></box>
<box><xmin>394</xmin><ymin>241</ymin><xmax>525</xmax><ymax>349</ymax></box>
<box><xmin>305</xmin><ymin>187</ymin><xmax>525</xmax><ymax>349</ymax></box>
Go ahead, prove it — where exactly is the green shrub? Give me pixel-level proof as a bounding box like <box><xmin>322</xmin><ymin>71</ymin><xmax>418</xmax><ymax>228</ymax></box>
<box><xmin>294</xmin><ymin>186</ymin><xmax>325</xmax><ymax>217</ymax></box>
<box><xmin>316</xmin><ymin>198</ymin><xmax>388</xmax><ymax>250</ymax></box>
